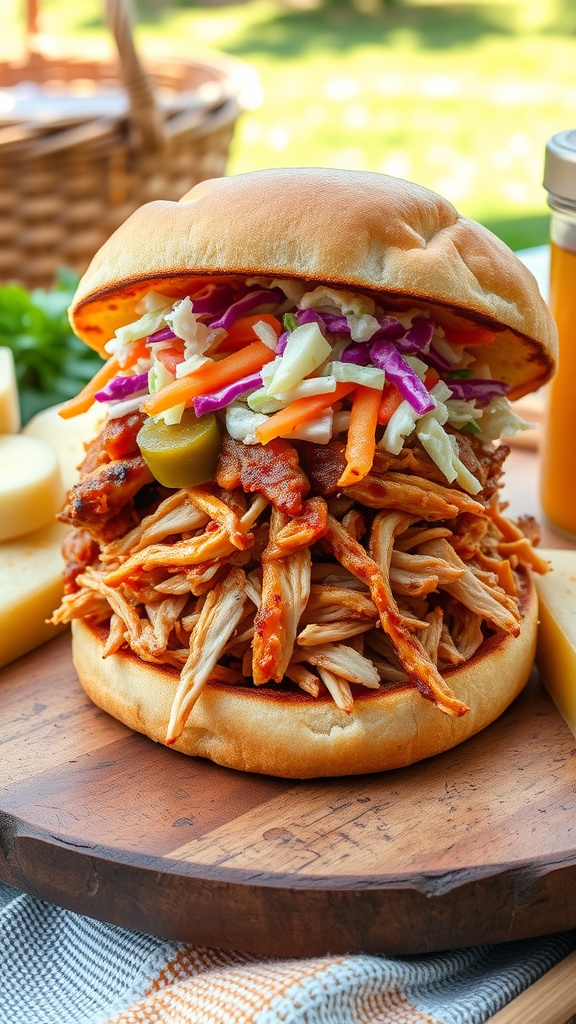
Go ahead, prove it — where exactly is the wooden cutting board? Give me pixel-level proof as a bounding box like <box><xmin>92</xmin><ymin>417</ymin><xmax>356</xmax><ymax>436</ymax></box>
<box><xmin>1</xmin><ymin>630</ymin><xmax>575</xmax><ymax>957</ymax></box>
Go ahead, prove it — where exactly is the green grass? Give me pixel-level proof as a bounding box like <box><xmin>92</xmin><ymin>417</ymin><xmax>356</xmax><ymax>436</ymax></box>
<box><xmin>5</xmin><ymin>0</ymin><xmax>576</xmax><ymax>250</ymax></box>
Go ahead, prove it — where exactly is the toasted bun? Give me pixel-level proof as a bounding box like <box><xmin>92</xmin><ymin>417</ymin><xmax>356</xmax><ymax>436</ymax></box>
<box><xmin>69</xmin><ymin>168</ymin><xmax>556</xmax><ymax>399</ymax></box>
<box><xmin>71</xmin><ymin>570</ymin><xmax>537</xmax><ymax>778</ymax></box>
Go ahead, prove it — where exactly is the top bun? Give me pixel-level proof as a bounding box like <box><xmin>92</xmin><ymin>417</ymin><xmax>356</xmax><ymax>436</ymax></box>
<box><xmin>70</xmin><ymin>167</ymin><xmax>557</xmax><ymax>399</ymax></box>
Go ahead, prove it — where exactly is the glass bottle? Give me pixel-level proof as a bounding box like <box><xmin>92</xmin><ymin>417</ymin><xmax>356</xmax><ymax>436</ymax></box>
<box><xmin>540</xmin><ymin>129</ymin><xmax>576</xmax><ymax>539</ymax></box>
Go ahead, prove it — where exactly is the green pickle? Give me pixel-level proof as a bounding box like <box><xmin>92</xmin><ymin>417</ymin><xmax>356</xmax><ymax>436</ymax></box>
<box><xmin>137</xmin><ymin>410</ymin><xmax>221</xmax><ymax>488</ymax></box>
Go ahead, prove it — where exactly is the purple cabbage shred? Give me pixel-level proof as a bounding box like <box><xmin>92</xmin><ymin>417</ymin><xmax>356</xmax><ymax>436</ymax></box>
<box><xmin>369</xmin><ymin>341</ymin><xmax>434</xmax><ymax>415</ymax></box>
<box><xmin>95</xmin><ymin>371</ymin><xmax>150</xmax><ymax>403</ymax></box>
<box><xmin>210</xmin><ymin>288</ymin><xmax>284</xmax><ymax>331</ymax></box>
<box><xmin>445</xmin><ymin>379</ymin><xmax>509</xmax><ymax>403</ymax></box>
<box><xmin>192</xmin><ymin>373</ymin><xmax>263</xmax><ymax>416</ymax></box>
<box><xmin>148</xmin><ymin>326</ymin><xmax>177</xmax><ymax>344</ymax></box>
<box><xmin>341</xmin><ymin>342</ymin><xmax>370</xmax><ymax>366</ymax></box>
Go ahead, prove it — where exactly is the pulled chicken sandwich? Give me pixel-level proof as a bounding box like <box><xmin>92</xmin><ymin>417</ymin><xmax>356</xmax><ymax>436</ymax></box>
<box><xmin>52</xmin><ymin>167</ymin><xmax>557</xmax><ymax>778</ymax></box>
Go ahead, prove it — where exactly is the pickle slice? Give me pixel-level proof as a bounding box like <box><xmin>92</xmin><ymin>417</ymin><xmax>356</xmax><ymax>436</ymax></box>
<box><xmin>137</xmin><ymin>410</ymin><xmax>221</xmax><ymax>488</ymax></box>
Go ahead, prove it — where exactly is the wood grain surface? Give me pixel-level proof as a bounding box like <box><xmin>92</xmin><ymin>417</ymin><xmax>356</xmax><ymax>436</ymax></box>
<box><xmin>485</xmin><ymin>951</ymin><xmax>576</xmax><ymax>1024</ymax></box>
<box><xmin>1</xmin><ymin>447</ymin><xmax>575</xmax><ymax>957</ymax></box>
<box><xmin>1</xmin><ymin>629</ymin><xmax>576</xmax><ymax>957</ymax></box>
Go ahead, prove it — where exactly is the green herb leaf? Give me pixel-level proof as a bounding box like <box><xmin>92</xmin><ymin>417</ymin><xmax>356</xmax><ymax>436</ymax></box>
<box><xmin>459</xmin><ymin>419</ymin><xmax>482</xmax><ymax>435</ymax></box>
<box><xmin>0</xmin><ymin>269</ymin><xmax>104</xmax><ymax>425</ymax></box>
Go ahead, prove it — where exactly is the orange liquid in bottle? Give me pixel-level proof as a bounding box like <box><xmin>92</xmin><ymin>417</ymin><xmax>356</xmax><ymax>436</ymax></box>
<box><xmin>540</xmin><ymin>241</ymin><xmax>576</xmax><ymax>538</ymax></box>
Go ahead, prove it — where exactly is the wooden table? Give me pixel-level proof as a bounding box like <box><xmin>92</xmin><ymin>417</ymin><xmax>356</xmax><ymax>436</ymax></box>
<box><xmin>489</xmin><ymin>446</ymin><xmax>576</xmax><ymax>1024</ymax></box>
<box><xmin>486</xmin><ymin>950</ymin><xmax>576</xmax><ymax>1024</ymax></box>
<box><xmin>1</xmin><ymin>445</ymin><xmax>575</xmax><ymax>1017</ymax></box>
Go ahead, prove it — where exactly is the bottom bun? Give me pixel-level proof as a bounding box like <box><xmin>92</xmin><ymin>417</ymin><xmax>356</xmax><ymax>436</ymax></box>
<box><xmin>71</xmin><ymin>571</ymin><xmax>537</xmax><ymax>778</ymax></box>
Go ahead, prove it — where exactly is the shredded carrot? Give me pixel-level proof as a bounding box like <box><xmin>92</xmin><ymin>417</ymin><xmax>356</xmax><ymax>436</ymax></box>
<box><xmin>337</xmin><ymin>386</ymin><xmax>381</xmax><ymax>488</ymax></box>
<box><xmin>118</xmin><ymin>336</ymin><xmax>150</xmax><ymax>369</ymax></box>
<box><xmin>424</xmin><ymin>367</ymin><xmax>440</xmax><ymax>390</ymax></box>
<box><xmin>142</xmin><ymin>340</ymin><xmax>275</xmax><ymax>417</ymax></box>
<box><xmin>377</xmin><ymin>382</ymin><xmax>403</xmax><ymax>425</ymax></box>
<box><xmin>255</xmin><ymin>382</ymin><xmax>357</xmax><ymax>446</ymax></box>
<box><xmin>156</xmin><ymin>344</ymin><xmax>185</xmax><ymax>375</ymax></box>
<box><xmin>215</xmin><ymin>314</ymin><xmax>283</xmax><ymax>353</ymax></box>
<box><xmin>57</xmin><ymin>356</ymin><xmax>120</xmax><ymax>420</ymax></box>
<box><xmin>444</xmin><ymin>327</ymin><xmax>496</xmax><ymax>346</ymax></box>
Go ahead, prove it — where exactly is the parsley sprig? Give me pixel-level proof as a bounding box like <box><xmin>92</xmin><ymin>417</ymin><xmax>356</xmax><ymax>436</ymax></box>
<box><xmin>0</xmin><ymin>268</ymin><xmax>104</xmax><ymax>425</ymax></box>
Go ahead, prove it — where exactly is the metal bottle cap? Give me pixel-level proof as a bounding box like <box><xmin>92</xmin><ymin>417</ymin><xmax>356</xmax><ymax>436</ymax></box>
<box><xmin>544</xmin><ymin>130</ymin><xmax>576</xmax><ymax>202</ymax></box>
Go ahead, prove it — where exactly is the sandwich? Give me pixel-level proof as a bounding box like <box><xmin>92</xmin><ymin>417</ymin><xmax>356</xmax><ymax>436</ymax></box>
<box><xmin>52</xmin><ymin>167</ymin><xmax>557</xmax><ymax>778</ymax></box>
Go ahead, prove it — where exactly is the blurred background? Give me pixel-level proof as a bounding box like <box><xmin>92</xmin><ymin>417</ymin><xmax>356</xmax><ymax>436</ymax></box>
<box><xmin>1</xmin><ymin>0</ymin><xmax>575</xmax><ymax>419</ymax></box>
<box><xmin>4</xmin><ymin>0</ymin><xmax>576</xmax><ymax>251</ymax></box>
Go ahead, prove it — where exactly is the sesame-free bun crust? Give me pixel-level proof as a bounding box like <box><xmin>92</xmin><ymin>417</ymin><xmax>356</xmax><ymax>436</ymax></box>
<box><xmin>71</xmin><ymin>571</ymin><xmax>537</xmax><ymax>778</ymax></box>
<box><xmin>69</xmin><ymin>168</ymin><xmax>556</xmax><ymax>400</ymax></box>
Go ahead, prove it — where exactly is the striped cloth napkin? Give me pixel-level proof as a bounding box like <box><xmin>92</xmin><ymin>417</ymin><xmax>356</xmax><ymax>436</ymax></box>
<box><xmin>1</xmin><ymin>882</ymin><xmax>574</xmax><ymax>1024</ymax></box>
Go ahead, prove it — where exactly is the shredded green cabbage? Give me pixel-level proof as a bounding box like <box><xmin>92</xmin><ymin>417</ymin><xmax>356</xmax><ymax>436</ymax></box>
<box><xmin>110</xmin><ymin>305</ymin><xmax>171</xmax><ymax>355</ymax></box>
<box><xmin>165</xmin><ymin>297</ymin><xmax>208</xmax><ymax>348</ymax></box>
<box><xmin>480</xmin><ymin>395</ymin><xmax>535</xmax><ymax>441</ymax></box>
<box><xmin>247</xmin><ymin>388</ymin><xmax>288</xmax><ymax>414</ymax></box>
<box><xmin>252</xmin><ymin>319</ymin><xmax>279</xmax><ymax>350</ymax></box>
<box><xmin>148</xmin><ymin>361</ymin><xmax>184</xmax><ymax>425</ymax></box>
<box><xmin>266</xmin><ymin>322</ymin><xmax>331</xmax><ymax>395</ymax></box>
<box><xmin>378</xmin><ymin>400</ymin><xmax>419</xmax><ymax>455</ymax></box>
<box><xmin>416</xmin><ymin>414</ymin><xmax>482</xmax><ymax>494</ymax></box>
<box><xmin>135</xmin><ymin>290</ymin><xmax>174</xmax><ymax>314</ymax></box>
<box><xmin>282</xmin><ymin>411</ymin><xmax>334</xmax><ymax>444</ymax></box>
<box><xmin>275</xmin><ymin>376</ymin><xmax>337</xmax><ymax>401</ymax></box>
<box><xmin>175</xmin><ymin>353</ymin><xmax>211</xmax><ymax>379</ymax></box>
<box><xmin>324</xmin><ymin>361</ymin><xmax>385</xmax><ymax>389</ymax></box>
<box><xmin>225</xmin><ymin>401</ymin><xmax>268</xmax><ymax>444</ymax></box>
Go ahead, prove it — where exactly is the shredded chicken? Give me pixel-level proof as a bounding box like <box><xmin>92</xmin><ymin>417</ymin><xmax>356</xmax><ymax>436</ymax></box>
<box><xmin>58</xmin><ymin>456</ymin><xmax>154</xmax><ymax>542</ymax></box>
<box><xmin>252</xmin><ymin>508</ymin><xmax>311</xmax><ymax>685</ymax></box>
<box><xmin>103</xmin><ymin>612</ymin><xmax>126</xmax><ymax>656</ymax></box>
<box><xmin>186</xmin><ymin>486</ymin><xmax>254</xmax><ymax>551</ymax></box>
<box><xmin>297</xmin><ymin>620</ymin><xmax>375</xmax><ymax>646</ymax></box>
<box><xmin>102</xmin><ymin>491</ymin><xmax>210</xmax><ymax>561</ymax></box>
<box><xmin>62</xmin><ymin>528</ymin><xmax>100</xmax><ymax>593</ymax></box>
<box><xmin>300</xmin><ymin>584</ymin><xmax>377</xmax><ymax>623</ymax></box>
<box><xmin>319</xmin><ymin>512</ymin><xmax>469</xmax><ymax>716</ymax></box>
<box><xmin>101</xmin><ymin>495</ymin><xmax>267</xmax><ymax>584</ymax></box>
<box><xmin>261</xmin><ymin>497</ymin><xmax>328</xmax><ymax>559</ymax></box>
<box><xmin>418</xmin><ymin>538</ymin><xmax>521</xmax><ymax>634</ymax></box>
<box><xmin>54</xmin><ymin>423</ymin><xmax>547</xmax><ymax>746</ymax></box>
<box><xmin>285</xmin><ymin>662</ymin><xmax>321</xmax><ymax>697</ymax></box>
<box><xmin>347</xmin><ymin>473</ymin><xmax>484</xmax><ymax>519</ymax></box>
<box><xmin>389</xmin><ymin>549</ymin><xmax>464</xmax><ymax>597</ymax></box>
<box><xmin>297</xmin><ymin>641</ymin><xmax>380</xmax><ymax>689</ymax></box>
<box><xmin>166</xmin><ymin>568</ymin><xmax>247</xmax><ymax>743</ymax></box>
<box><xmin>145</xmin><ymin>595</ymin><xmax>189</xmax><ymax>652</ymax></box>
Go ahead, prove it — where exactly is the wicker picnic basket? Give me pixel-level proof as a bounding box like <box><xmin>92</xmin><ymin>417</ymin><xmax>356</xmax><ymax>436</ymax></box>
<box><xmin>0</xmin><ymin>0</ymin><xmax>246</xmax><ymax>289</ymax></box>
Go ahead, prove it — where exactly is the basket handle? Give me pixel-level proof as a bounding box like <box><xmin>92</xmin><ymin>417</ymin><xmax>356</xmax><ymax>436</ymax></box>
<box><xmin>105</xmin><ymin>0</ymin><xmax>166</xmax><ymax>152</ymax></box>
<box><xmin>27</xmin><ymin>0</ymin><xmax>39</xmax><ymax>37</ymax></box>
<box><xmin>25</xmin><ymin>0</ymin><xmax>166</xmax><ymax>152</ymax></box>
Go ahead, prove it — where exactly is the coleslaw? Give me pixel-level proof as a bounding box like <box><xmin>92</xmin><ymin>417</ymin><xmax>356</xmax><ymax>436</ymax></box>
<box><xmin>93</xmin><ymin>278</ymin><xmax>533</xmax><ymax>495</ymax></box>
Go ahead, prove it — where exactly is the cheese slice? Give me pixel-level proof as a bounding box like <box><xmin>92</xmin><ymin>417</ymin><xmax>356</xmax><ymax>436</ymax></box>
<box><xmin>0</xmin><ymin>403</ymin><xmax>106</xmax><ymax>667</ymax></box>
<box><xmin>535</xmin><ymin>548</ymin><xmax>576</xmax><ymax>737</ymax></box>
<box><xmin>0</xmin><ymin>520</ymin><xmax>71</xmax><ymax>667</ymax></box>
<box><xmin>0</xmin><ymin>348</ymin><xmax>20</xmax><ymax>433</ymax></box>
<box><xmin>0</xmin><ymin>434</ymin><xmax>66</xmax><ymax>541</ymax></box>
